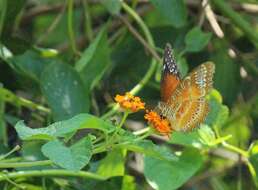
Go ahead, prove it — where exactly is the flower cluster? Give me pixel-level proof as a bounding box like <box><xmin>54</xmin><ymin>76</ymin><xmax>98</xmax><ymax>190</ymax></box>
<box><xmin>144</xmin><ymin>110</ymin><xmax>172</xmax><ymax>136</ymax></box>
<box><xmin>114</xmin><ymin>92</ymin><xmax>172</xmax><ymax>136</ymax></box>
<box><xmin>115</xmin><ymin>93</ymin><xmax>145</xmax><ymax>112</ymax></box>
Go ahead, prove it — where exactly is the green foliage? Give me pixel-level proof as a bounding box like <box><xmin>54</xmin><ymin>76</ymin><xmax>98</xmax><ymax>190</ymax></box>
<box><xmin>120</xmin><ymin>140</ymin><xmax>178</xmax><ymax>161</ymax></box>
<box><xmin>184</xmin><ymin>27</ymin><xmax>212</xmax><ymax>53</ymax></box>
<box><xmin>75</xmin><ymin>27</ymin><xmax>111</xmax><ymax>91</ymax></box>
<box><xmin>42</xmin><ymin>136</ymin><xmax>92</xmax><ymax>171</ymax></box>
<box><xmin>149</xmin><ymin>0</ymin><xmax>187</xmax><ymax>27</ymax></box>
<box><xmin>101</xmin><ymin>0</ymin><xmax>121</xmax><ymax>15</ymax></box>
<box><xmin>122</xmin><ymin>175</ymin><xmax>136</xmax><ymax>190</ymax></box>
<box><xmin>8</xmin><ymin>50</ymin><xmax>50</xmax><ymax>82</ymax></box>
<box><xmin>144</xmin><ymin>148</ymin><xmax>203</xmax><ymax>190</ymax></box>
<box><xmin>0</xmin><ymin>0</ymin><xmax>257</xmax><ymax>189</ymax></box>
<box><xmin>15</xmin><ymin>113</ymin><xmax>114</xmax><ymax>140</ymax></box>
<box><xmin>0</xmin><ymin>92</ymin><xmax>6</xmax><ymax>146</ymax></box>
<box><xmin>205</xmin><ymin>89</ymin><xmax>229</xmax><ymax>127</ymax></box>
<box><xmin>41</xmin><ymin>61</ymin><xmax>90</xmax><ymax>121</ymax></box>
<box><xmin>97</xmin><ymin>148</ymin><xmax>126</xmax><ymax>178</ymax></box>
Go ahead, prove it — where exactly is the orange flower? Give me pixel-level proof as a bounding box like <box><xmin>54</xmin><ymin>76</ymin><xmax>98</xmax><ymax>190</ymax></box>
<box><xmin>115</xmin><ymin>93</ymin><xmax>145</xmax><ymax>112</ymax></box>
<box><xmin>144</xmin><ymin>110</ymin><xmax>172</xmax><ymax>136</ymax></box>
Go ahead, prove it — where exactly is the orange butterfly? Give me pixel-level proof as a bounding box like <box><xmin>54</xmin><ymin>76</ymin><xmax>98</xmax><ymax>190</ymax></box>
<box><xmin>154</xmin><ymin>43</ymin><xmax>215</xmax><ymax>132</ymax></box>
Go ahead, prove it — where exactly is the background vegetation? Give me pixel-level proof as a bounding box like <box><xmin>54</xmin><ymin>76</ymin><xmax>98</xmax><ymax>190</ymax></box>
<box><xmin>0</xmin><ymin>0</ymin><xmax>258</xmax><ymax>189</ymax></box>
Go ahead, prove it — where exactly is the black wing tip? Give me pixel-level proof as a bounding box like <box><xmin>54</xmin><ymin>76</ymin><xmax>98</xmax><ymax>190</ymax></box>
<box><xmin>163</xmin><ymin>43</ymin><xmax>180</xmax><ymax>78</ymax></box>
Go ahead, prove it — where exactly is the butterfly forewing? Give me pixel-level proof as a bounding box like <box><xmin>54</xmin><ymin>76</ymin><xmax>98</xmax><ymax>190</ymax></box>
<box><xmin>161</xmin><ymin>43</ymin><xmax>181</xmax><ymax>102</ymax></box>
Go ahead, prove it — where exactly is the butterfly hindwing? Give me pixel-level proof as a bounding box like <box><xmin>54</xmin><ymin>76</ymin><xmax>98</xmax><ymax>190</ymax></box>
<box><xmin>155</xmin><ymin>98</ymin><xmax>209</xmax><ymax>132</ymax></box>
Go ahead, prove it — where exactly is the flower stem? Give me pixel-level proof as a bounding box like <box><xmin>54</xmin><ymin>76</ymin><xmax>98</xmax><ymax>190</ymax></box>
<box><xmin>118</xmin><ymin>111</ymin><xmax>129</xmax><ymax>129</ymax></box>
<box><xmin>108</xmin><ymin>111</ymin><xmax>129</xmax><ymax>144</ymax></box>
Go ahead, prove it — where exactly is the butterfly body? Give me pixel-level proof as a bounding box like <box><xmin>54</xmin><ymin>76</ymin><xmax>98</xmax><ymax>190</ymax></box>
<box><xmin>155</xmin><ymin>43</ymin><xmax>215</xmax><ymax>132</ymax></box>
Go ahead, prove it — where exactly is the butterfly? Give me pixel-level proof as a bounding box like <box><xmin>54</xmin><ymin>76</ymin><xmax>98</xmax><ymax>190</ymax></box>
<box><xmin>154</xmin><ymin>43</ymin><xmax>215</xmax><ymax>132</ymax></box>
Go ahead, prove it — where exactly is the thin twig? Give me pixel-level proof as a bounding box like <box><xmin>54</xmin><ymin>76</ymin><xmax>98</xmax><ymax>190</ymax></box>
<box><xmin>211</xmin><ymin>0</ymin><xmax>258</xmax><ymax>48</ymax></box>
<box><xmin>118</xmin><ymin>14</ymin><xmax>161</xmax><ymax>62</ymax></box>
<box><xmin>203</xmin><ymin>0</ymin><xmax>224</xmax><ymax>38</ymax></box>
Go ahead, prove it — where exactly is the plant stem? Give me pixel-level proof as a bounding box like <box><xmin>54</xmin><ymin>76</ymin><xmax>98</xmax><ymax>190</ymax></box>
<box><xmin>0</xmin><ymin>169</ymin><xmax>106</xmax><ymax>182</ymax></box>
<box><xmin>133</xmin><ymin>127</ymin><xmax>150</xmax><ymax>136</ymax></box>
<box><xmin>211</xmin><ymin>0</ymin><xmax>258</xmax><ymax>48</ymax></box>
<box><xmin>221</xmin><ymin>142</ymin><xmax>249</xmax><ymax>158</ymax></box>
<box><xmin>214</xmin><ymin>125</ymin><xmax>249</xmax><ymax>158</ymax></box>
<box><xmin>82</xmin><ymin>0</ymin><xmax>93</xmax><ymax>42</ymax></box>
<box><xmin>0</xmin><ymin>87</ymin><xmax>50</xmax><ymax>113</ymax></box>
<box><xmin>107</xmin><ymin>111</ymin><xmax>129</xmax><ymax>146</ymax></box>
<box><xmin>136</xmin><ymin>128</ymin><xmax>153</xmax><ymax>141</ymax></box>
<box><xmin>101</xmin><ymin>2</ymin><xmax>158</xmax><ymax>119</ymax></box>
<box><xmin>1</xmin><ymin>174</ymin><xmax>25</xmax><ymax>189</ymax></box>
<box><xmin>118</xmin><ymin>111</ymin><xmax>129</xmax><ymax>129</ymax></box>
<box><xmin>0</xmin><ymin>0</ymin><xmax>7</xmax><ymax>38</ymax></box>
<box><xmin>18</xmin><ymin>97</ymin><xmax>50</xmax><ymax>113</ymax></box>
<box><xmin>0</xmin><ymin>160</ymin><xmax>53</xmax><ymax>168</ymax></box>
<box><xmin>67</xmin><ymin>0</ymin><xmax>79</xmax><ymax>55</ymax></box>
<box><xmin>0</xmin><ymin>145</ymin><xmax>20</xmax><ymax>160</ymax></box>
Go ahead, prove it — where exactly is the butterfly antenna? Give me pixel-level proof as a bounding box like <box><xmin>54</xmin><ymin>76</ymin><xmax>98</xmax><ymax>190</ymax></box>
<box><xmin>163</xmin><ymin>43</ymin><xmax>180</xmax><ymax>78</ymax></box>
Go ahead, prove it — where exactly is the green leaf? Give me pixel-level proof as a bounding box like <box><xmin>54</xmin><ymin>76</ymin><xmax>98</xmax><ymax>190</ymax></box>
<box><xmin>176</xmin><ymin>55</ymin><xmax>189</xmax><ymax>77</ymax></box>
<box><xmin>14</xmin><ymin>113</ymin><xmax>114</xmax><ymax>141</ymax></box>
<box><xmin>97</xmin><ymin>148</ymin><xmax>126</xmax><ymax>178</ymax></box>
<box><xmin>120</xmin><ymin>140</ymin><xmax>177</xmax><ymax>162</ymax></box>
<box><xmin>8</xmin><ymin>50</ymin><xmax>51</xmax><ymax>81</ymax></box>
<box><xmin>249</xmin><ymin>155</ymin><xmax>258</xmax><ymax>183</ymax></box>
<box><xmin>249</xmin><ymin>143</ymin><xmax>258</xmax><ymax>183</ymax></box>
<box><xmin>41</xmin><ymin>61</ymin><xmax>90</xmax><ymax>121</ymax></box>
<box><xmin>122</xmin><ymin>175</ymin><xmax>136</xmax><ymax>190</ymax></box>
<box><xmin>144</xmin><ymin>148</ymin><xmax>203</xmax><ymax>190</ymax></box>
<box><xmin>211</xmin><ymin>40</ymin><xmax>241</xmax><ymax>105</ymax></box>
<box><xmin>169</xmin><ymin>131</ymin><xmax>202</xmax><ymax>147</ymax></box>
<box><xmin>205</xmin><ymin>90</ymin><xmax>229</xmax><ymax>127</ymax></box>
<box><xmin>21</xmin><ymin>141</ymin><xmax>50</xmax><ymax>170</ymax></box>
<box><xmin>41</xmin><ymin>136</ymin><xmax>92</xmax><ymax>171</ymax></box>
<box><xmin>249</xmin><ymin>141</ymin><xmax>258</xmax><ymax>155</ymax></box>
<box><xmin>0</xmin><ymin>91</ymin><xmax>7</xmax><ymax>146</ymax></box>
<box><xmin>75</xmin><ymin>27</ymin><xmax>111</xmax><ymax>91</ymax></box>
<box><xmin>185</xmin><ymin>27</ymin><xmax>212</xmax><ymax>52</ymax></box>
<box><xmin>149</xmin><ymin>0</ymin><xmax>187</xmax><ymax>28</ymax></box>
<box><xmin>101</xmin><ymin>0</ymin><xmax>121</xmax><ymax>15</ymax></box>
<box><xmin>198</xmin><ymin>124</ymin><xmax>216</xmax><ymax>146</ymax></box>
